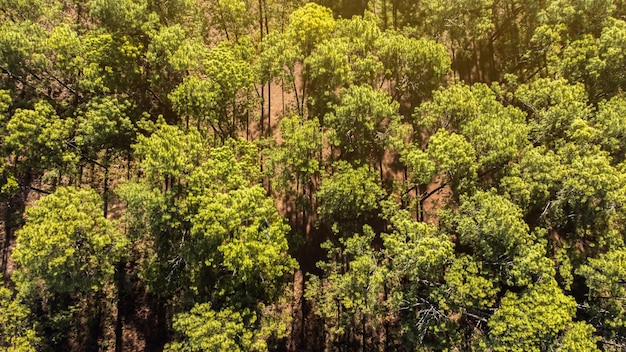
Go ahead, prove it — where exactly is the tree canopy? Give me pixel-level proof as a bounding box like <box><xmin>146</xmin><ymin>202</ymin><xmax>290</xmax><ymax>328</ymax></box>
<box><xmin>1</xmin><ymin>0</ymin><xmax>626</xmax><ymax>350</ymax></box>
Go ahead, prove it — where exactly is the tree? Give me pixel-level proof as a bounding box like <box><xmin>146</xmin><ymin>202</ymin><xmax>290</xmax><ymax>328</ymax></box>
<box><xmin>538</xmin><ymin>143</ymin><xmax>626</xmax><ymax>261</ymax></box>
<box><xmin>74</xmin><ymin>97</ymin><xmax>136</xmax><ymax>157</ymax></box>
<box><xmin>388</xmin><ymin>0</ymin><xmax>494</xmax><ymax>81</ymax></box>
<box><xmin>556</xmin><ymin>322</ymin><xmax>601</xmax><ymax>352</ymax></box>
<box><xmin>382</xmin><ymin>207</ymin><xmax>455</xmax><ymax>349</ymax></box>
<box><xmin>500</xmin><ymin>146</ymin><xmax>564</xmax><ymax>216</ymax></box>
<box><xmin>7</xmin><ymin>1</ymin><xmax>626</xmax><ymax>350</ymax></box>
<box><xmin>144</xmin><ymin>24</ymin><xmax>204</xmax><ymax>112</ymax></box>
<box><xmin>132</xmin><ymin>121</ymin><xmax>206</xmax><ymax>186</ymax></box>
<box><xmin>316</xmin><ymin>161</ymin><xmax>385</xmax><ymax>231</ymax></box>
<box><xmin>376</xmin><ymin>31</ymin><xmax>450</xmax><ymax>105</ymax></box>
<box><xmin>0</xmin><ymin>19</ymin><xmax>48</xmax><ymax>94</ymax></box>
<box><xmin>264</xmin><ymin>114</ymin><xmax>322</xmax><ymax>232</ymax></box>
<box><xmin>577</xmin><ymin>248</ymin><xmax>626</xmax><ymax>344</ymax></box>
<box><xmin>206</xmin><ymin>0</ymin><xmax>254</xmax><ymax>41</ymax></box>
<box><xmin>487</xmin><ymin>279</ymin><xmax>582</xmax><ymax>352</ymax></box>
<box><xmin>169</xmin><ymin>40</ymin><xmax>255</xmax><ymax>140</ymax></box>
<box><xmin>120</xmin><ymin>126</ymin><xmax>296</xmax><ymax>346</ymax></box>
<box><xmin>4</xmin><ymin>100</ymin><xmax>76</xmax><ymax>179</ymax></box>
<box><xmin>285</xmin><ymin>3</ymin><xmax>335</xmax><ymax>58</ymax></box>
<box><xmin>267</xmin><ymin>114</ymin><xmax>321</xmax><ymax>194</ymax></box>
<box><xmin>0</xmin><ymin>283</ymin><xmax>40</xmax><ymax>351</ymax></box>
<box><xmin>424</xmin><ymin>129</ymin><xmax>477</xmax><ymax>195</ymax></box>
<box><xmin>325</xmin><ymin>84</ymin><xmax>402</xmax><ymax>167</ymax></box>
<box><xmin>303</xmin><ymin>36</ymin><xmax>354</xmax><ymax>115</ymax></box>
<box><xmin>12</xmin><ymin>186</ymin><xmax>127</xmax><ymax>296</ymax></box>
<box><xmin>440</xmin><ymin>254</ymin><xmax>498</xmax><ymax>313</ymax></box>
<box><xmin>306</xmin><ymin>226</ymin><xmax>388</xmax><ymax>351</ymax></box>
<box><xmin>258</xmin><ymin>2</ymin><xmax>336</xmax><ymax>116</ymax></box>
<box><xmin>417</xmin><ymin>82</ymin><xmax>529</xmax><ymax>171</ymax></box>
<box><xmin>332</xmin><ymin>16</ymin><xmax>383</xmax><ymax>86</ymax></box>
<box><xmin>165</xmin><ymin>303</ymin><xmax>268</xmax><ymax>352</ymax></box>
<box><xmin>185</xmin><ymin>157</ymin><xmax>297</xmax><ymax>305</ymax></box>
<box><xmin>513</xmin><ymin>78</ymin><xmax>591</xmax><ymax>147</ymax></box>
<box><xmin>538</xmin><ymin>0</ymin><xmax>615</xmax><ymax>39</ymax></box>
<box><xmin>441</xmin><ymin>190</ymin><xmax>554</xmax><ymax>286</ymax></box>
<box><xmin>11</xmin><ymin>186</ymin><xmax>127</xmax><ymax>349</ymax></box>
<box><xmin>593</xmin><ymin>95</ymin><xmax>626</xmax><ymax>157</ymax></box>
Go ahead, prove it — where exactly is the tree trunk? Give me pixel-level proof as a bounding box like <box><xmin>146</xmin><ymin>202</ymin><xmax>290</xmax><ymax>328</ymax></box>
<box><xmin>103</xmin><ymin>164</ymin><xmax>109</xmax><ymax>218</ymax></box>
<box><xmin>114</xmin><ymin>260</ymin><xmax>126</xmax><ymax>352</ymax></box>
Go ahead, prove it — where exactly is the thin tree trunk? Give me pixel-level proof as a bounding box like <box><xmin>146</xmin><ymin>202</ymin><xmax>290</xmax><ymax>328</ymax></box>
<box><xmin>259</xmin><ymin>0</ymin><xmax>265</xmax><ymax>138</ymax></box>
<box><xmin>87</xmin><ymin>291</ymin><xmax>105</xmax><ymax>350</ymax></box>
<box><xmin>103</xmin><ymin>163</ymin><xmax>109</xmax><ymax>218</ymax></box>
<box><xmin>267</xmin><ymin>81</ymin><xmax>271</xmax><ymax>138</ymax></box>
<box><xmin>281</xmin><ymin>78</ymin><xmax>285</xmax><ymax>116</ymax></box>
<box><xmin>114</xmin><ymin>260</ymin><xmax>125</xmax><ymax>352</ymax></box>
<box><xmin>300</xmin><ymin>271</ymin><xmax>306</xmax><ymax>350</ymax></box>
<box><xmin>383</xmin><ymin>282</ymin><xmax>390</xmax><ymax>351</ymax></box>
<box><xmin>379</xmin><ymin>156</ymin><xmax>384</xmax><ymax>187</ymax></box>
<box><xmin>362</xmin><ymin>312</ymin><xmax>366</xmax><ymax>352</ymax></box>
<box><xmin>292</xmin><ymin>77</ymin><xmax>302</xmax><ymax>116</ymax></box>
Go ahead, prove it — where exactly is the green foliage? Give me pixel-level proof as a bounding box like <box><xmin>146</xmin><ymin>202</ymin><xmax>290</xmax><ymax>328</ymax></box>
<box><xmin>514</xmin><ymin>78</ymin><xmax>591</xmax><ymax>146</ymax></box>
<box><xmin>382</xmin><ymin>208</ymin><xmax>455</xmax><ymax>348</ymax></box>
<box><xmin>450</xmin><ymin>191</ymin><xmax>531</xmax><ymax>263</ymax></box>
<box><xmin>593</xmin><ymin>95</ymin><xmax>626</xmax><ymax>156</ymax></box>
<box><xmin>316</xmin><ymin>161</ymin><xmax>385</xmax><ymax>227</ymax></box>
<box><xmin>5</xmin><ymin>1</ymin><xmax>626</xmax><ymax>350</ymax></box>
<box><xmin>0</xmin><ymin>20</ymin><xmax>47</xmax><ymax>80</ymax></box>
<box><xmin>275</xmin><ymin>114</ymin><xmax>321</xmax><ymax>178</ymax></box>
<box><xmin>186</xmin><ymin>181</ymin><xmax>296</xmax><ymax>302</ymax></box>
<box><xmin>285</xmin><ymin>3</ymin><xmax>335</xmax><ymax>56</ymax></box>
<box><xmin>259</xmin><ymin>8</ymin><xmax>449</xmax><ymax>118</ymax></box>
<box><xmin>418</xmin><ymin>82</ymin><xmax>529</xmax><ymax>170</ymax></box>
<box><xmin>539</xmin><ymin>0</ymin><xmax>615</xmax><ymax>38</ymax></box>
<box><xmin>304</xmin><ymin>36</ymin><xmax>353</xmax><ymax>105</ymax></box>
<box><xmin>170</xmin><ymin>41</ymin><xmax>254</xmax><ymax>138</ymax></box>
<box><xmin>75</xmin><ymin>97</ymin><xmax>136</xmax><ymax>154</ymax></box>
<box><xmin>4</xmin><ymin>100</ymin><xmax>75</xmax><ymax>172</ymax></box>
<box><xmin>501</xmin><ymin>146</ymin><xmax>564</xmax><ymax>212</ymax></box>
<box><xmin>488</xmin><ymin>279</ymin><xmax>577</xmax><ymax>352</ymax></box>
<box><xmin>384</xmin><ymin>209</ymin><xmax>454</xmax><ymax>284</ymax></box>
<box><xmin>257</xmin><ymin>29</ymin><xmax>301</xmax><ymax>86</ymax></box>
<box><xmin>377</xmin><ymin>32</ymin><xmax>451</xmax><ymax>103</ymax></box>
<box><xmin>425</xmin><ymin>129</ymin><xmax>477</xmax><ymax>192</ymax></box>
<box><xmin>551</xmin><ymin>144</ymin><xmax>624</xmax><ymax>249</ymax></box>
<box><xmin>265</xmin><ymin>114</ymin><xmax>321</xmax><ymax>201</ymax></box>
<box><xmin>325</xmin><ymin>84</ymin><xmax>402</xmax><ymax>164</ymax></box>
<box><xmin>133</xmin><ymin>122</ymin><xmax>206</xmax><ymax>184</ymax></box>
<box><xmin>121</xmin><ymin>128</ymin><xmax>296</xmax><ymax>310</ymax></box>
<box><xmin>442</xmin><ymin>255</ymin><xmax>498</xmax><ymax>311</ymax></box>
<box><xmin>332</xmin><ymin>16</ymin><xmax>383</xmax><ymax>85</ymax></box>
<box><xmin>400</xmin><ymin>146</ymin><xmax>436</xmax><ymax>186</ymax></box>
<box><xmin>145</xmin><ymin>24</ymin><xmax>203</xmax><ymax>96</ymax></box>
<box><xmin>0</xmin><ymin>284</ymin><xmax>40</xmax><ymax>351</ymax></box>
<box><xmin>443</xmin><ymin>191</ymin><xmax>555</xmax><ymax>286</ymax></box>
<box><xmin>76</xmin><ymin>31</ymin><xmax>144</xmax><ymax>95</ymax></box>
<box><xmin>459</xmin><ymin>95</ymin><xmax>528</xmax><ymax>168</ymax></box>
<box><xmin>306</xmin><ymin>226</ymin><xmax>388</xmax><ymax>350</ymax></box>
<box><xmin>577</xmin><ymin>249</ymin><xmax>626</xmax><ymax>338</ymax></box>
<box><xmin>207</xmin><ymin>0</ymin><xmax>254</xmax><ymax>41</ymax></box>
<box><xmin>46</xmin><ymin>23</ymin><xmax>82</xmax><ymax>76</ymax></box>
<box><xmin>0</xmin><ymin>90</ymin><xmax>18</xmax><ymax>197</ymax></box>
<box><xmin>556</xmin><ymin>322</ymin><xmax>600</xmax><ymax>352</ymax></box>
<box><xmin>12</xmin><ymin>186</ymin><xmax>127</xmax><ymax>295</ymax></box>
<box><xmin>165</xmin><ymin>303</ymin><xmax>267</xmax><ymax>352</ymax></box>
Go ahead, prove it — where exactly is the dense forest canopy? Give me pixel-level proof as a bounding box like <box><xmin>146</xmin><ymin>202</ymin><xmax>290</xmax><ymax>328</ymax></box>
<box><xmin>2</xmin><ymin>0</ymin><xmax>626</xmax><ymax>351</ymax></box>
